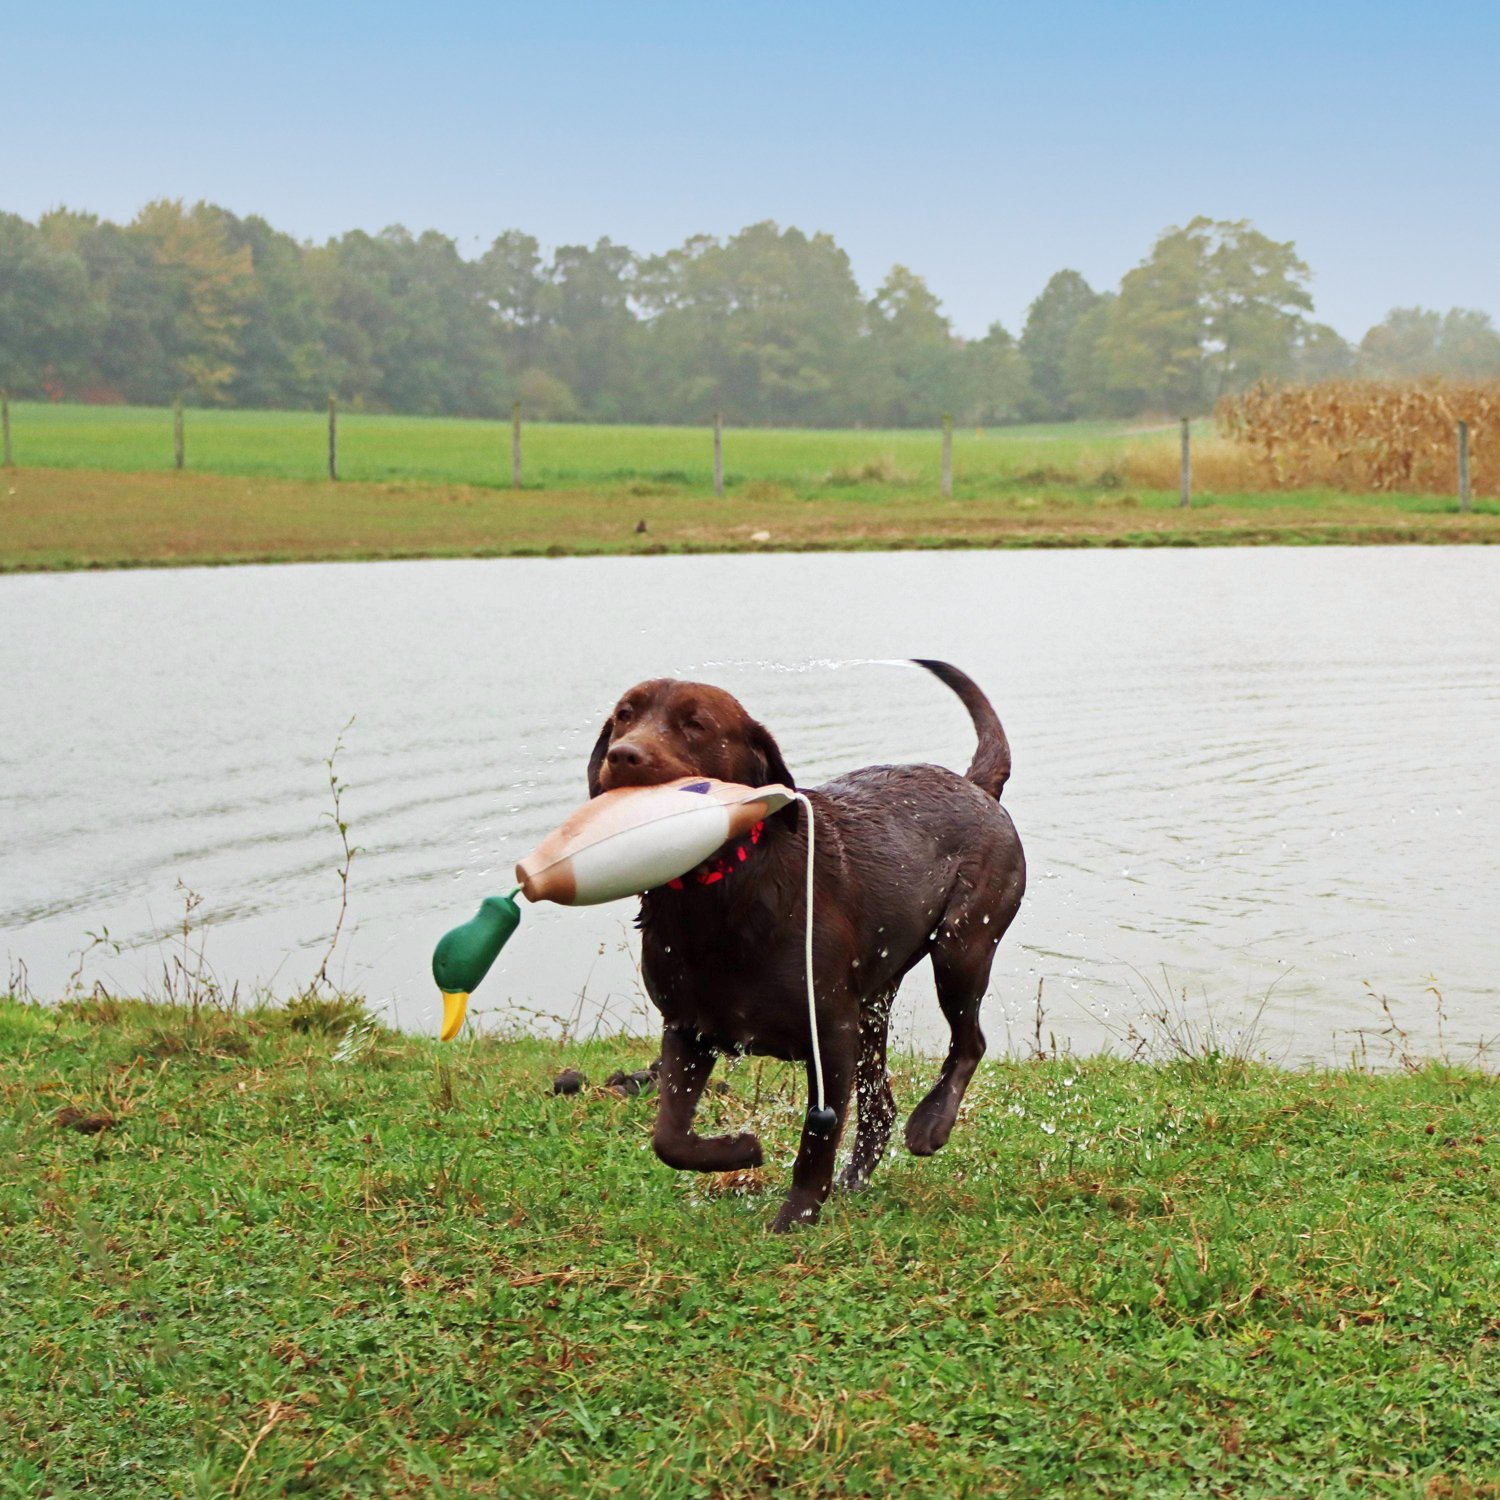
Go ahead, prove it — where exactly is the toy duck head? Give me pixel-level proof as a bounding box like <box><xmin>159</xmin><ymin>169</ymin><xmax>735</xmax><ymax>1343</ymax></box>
<box><xmin>432</xmin><ymin>893</ymin><xmax>522</xmax><ymax>1041</ymax></box>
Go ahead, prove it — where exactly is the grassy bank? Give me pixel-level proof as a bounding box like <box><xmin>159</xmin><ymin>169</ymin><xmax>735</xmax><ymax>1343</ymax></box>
<box><xmin>3</xmin><ymin>404</ymin><xmax>1496</xmax><ymax>569</ymax></box>
<box><xmin>4</xmin><ymin>996</ymin><xmax>1499</xmax><ymax>1496</ymax></box>
<box><xmin>4</xmin><ymin>466</ymin><xmax>1498</xmax><ymax>573</ymax></box>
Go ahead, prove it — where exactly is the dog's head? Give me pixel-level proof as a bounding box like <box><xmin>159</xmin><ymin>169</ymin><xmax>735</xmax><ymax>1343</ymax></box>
<box><xmin>587</xmin><ymin>679</ymin><xmax>795</xmax><ymax>797</ymax></box>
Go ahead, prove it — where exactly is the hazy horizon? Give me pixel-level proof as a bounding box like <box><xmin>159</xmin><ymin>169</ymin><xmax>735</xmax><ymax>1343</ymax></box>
<box><xmin>7</xmin><ymin>0</ymin><xmax>1498</xmax><ymax>341</ymax></box>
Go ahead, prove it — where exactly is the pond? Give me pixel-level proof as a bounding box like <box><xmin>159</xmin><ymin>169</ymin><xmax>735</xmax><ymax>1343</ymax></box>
<box><xmin>3</xmin><ymin>547</ymin><xmax>1497</xmax><ymax>1063</ymax></box>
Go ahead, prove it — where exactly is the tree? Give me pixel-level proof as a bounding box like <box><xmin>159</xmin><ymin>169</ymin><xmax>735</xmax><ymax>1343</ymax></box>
<box><xmin>960</xmin><ymin>322</ymin><xmax>1031</xmax><ymax>425</ymax></box>
<box><xmin>1019</xmin><ymin>270</ymin><xmax>1099</xmax><ymax>419</ymax></box>
<box><xmin>864</xmin><ymin>265</ymin><xmax>958</xmax><ymax>425</ymax></box>
<box><xmin>309</xmin><ymin>226</ymin><xmax>507</xmax><ymax>416</ymax></box>
<box><xmin>543</xmin><ymin>238</ymin><xmax>639</xmax><ymax>420</ymax></box>
<box><xmin>1198</xmin><ymin>219</ymin><xmax>1313</xmax><ymax>397</ymax></box>
<box><xmin>1059</xmin><ymin>295</ymin><xmax>1119</xmax><ymax>417</ymax></box>
<box><xmin>1360</xmin><ymin>307</ymin><xmax>1500</xmax><ymax>379</ymax></box>
<box><xmin>1095</xmin><ymin>218</ymin><xmax>1311</xmax><ymax>412</ymax></box>
<box><xmin>129</xmin><ymin>199</ymin><xmax>256</xmax><ymax>402</ymax></box>
<box><xmin>0</xmin><ymin>213</ymin><xmax>97</xmax><ymax>397</ymax></box>
<box><xmin>1292</xmin><ymin>322</ymin><xmax>1354</xmax><ymax>383</ymax></box>
<box><xmin>636</xmin><ymin>222</ymin><xmax>866</xmax><ymax>425</ymax></box>
<box><xmin>40</xmin><ymin>209</ymin><xmax>178</xmax><ymax>402</ymax></box>
<box><xmin>478</xmin><ymin>231</ymin><xmax>549</xmax><ymax>380</ymax></box>
<box><xmin>218</xmin><ymin>211</ymin><xmax>331</xmax><ymax>408</ymax></box>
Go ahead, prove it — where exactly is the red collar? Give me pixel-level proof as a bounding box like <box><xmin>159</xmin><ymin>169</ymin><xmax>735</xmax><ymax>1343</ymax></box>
<box><xmin>665</xmin><ymin>821</ymin><xmax>766</xmax><ymax>889</ymax></box>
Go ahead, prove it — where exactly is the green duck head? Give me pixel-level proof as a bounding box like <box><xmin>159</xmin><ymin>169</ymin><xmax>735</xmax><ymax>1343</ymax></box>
<box><xmin>432</xmin><ymin>892</ymin><xmax>522</xmax><ymax>1041</ymax></box>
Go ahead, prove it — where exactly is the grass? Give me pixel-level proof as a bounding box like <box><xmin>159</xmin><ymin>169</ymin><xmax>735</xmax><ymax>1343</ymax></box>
<box><xmin>5</xmin><ymin>994</ymin><xmax>1500</xmax><ymax>1496</ymax></box>
<box><xmin>2</xmin><ymin>404</ymin><xmax>1495</xmax><ymax>570</ymax></box>
<box><xmin>4</xmin><ymin>402</ymin><xmax>1499</xmax><ymax>572</ymax></box>
<box><xmin>3</xmin><ymin>467</ymin><xmax>1498</xmax><ymax>573</ymax></box>
<box><xmin>1</xmin><ymin>404</ymin><xmax>1154</xmax><ymax>489</ymax></box>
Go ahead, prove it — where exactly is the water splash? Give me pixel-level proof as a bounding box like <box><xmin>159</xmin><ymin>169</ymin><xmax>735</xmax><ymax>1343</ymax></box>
<box><xmin>683</xmin><ymin>656</ymin><xmax>926</xmax><ymax>676</ymax></box>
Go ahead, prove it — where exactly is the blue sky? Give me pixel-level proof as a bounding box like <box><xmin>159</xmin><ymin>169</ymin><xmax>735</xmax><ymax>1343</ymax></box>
<box><xmin>7</xmin><ymin>0</ymin><xmax>1497</xmax><ymax>339</ymax></box>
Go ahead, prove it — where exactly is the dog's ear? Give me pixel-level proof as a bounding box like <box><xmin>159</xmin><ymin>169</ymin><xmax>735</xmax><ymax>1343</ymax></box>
<box><xmin>586</xmin><ymin>719</ymin><xmax>613</xmax><ymax>798</ymax></box>
<box><xmin>746</xmin><ymin>720</ymin><xmax>795</xmax><ymax>790</ymax></box>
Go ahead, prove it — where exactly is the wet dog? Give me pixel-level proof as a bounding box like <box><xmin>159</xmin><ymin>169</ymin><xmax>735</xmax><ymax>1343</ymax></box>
<box><xmin>588</xmin><ymin>660</ymin><xmax>1025</xmax><ymax>1231</ymax></box>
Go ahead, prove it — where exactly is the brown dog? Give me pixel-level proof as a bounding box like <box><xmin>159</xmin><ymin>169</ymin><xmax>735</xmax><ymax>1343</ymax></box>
<box><xmin>588</xmin><ymin>661</ymin><xmax>1025</xmax><ymax>1231</ymax></box>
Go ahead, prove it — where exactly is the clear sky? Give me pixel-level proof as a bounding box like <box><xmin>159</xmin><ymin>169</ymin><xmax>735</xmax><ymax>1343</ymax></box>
<box><xmin>7</xmin><ymin>0</ymin><xmax>1497</xmax><ymax>339</ymax></box>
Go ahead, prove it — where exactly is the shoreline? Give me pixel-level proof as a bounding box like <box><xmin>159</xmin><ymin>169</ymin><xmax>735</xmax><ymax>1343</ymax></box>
<box><xmin>3</xmin><ymin>464</ymin><xmax>1498</xmax><ymax>573</ymax></box>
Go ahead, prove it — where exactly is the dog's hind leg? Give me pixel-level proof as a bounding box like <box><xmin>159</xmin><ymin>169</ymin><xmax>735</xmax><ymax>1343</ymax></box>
<box><xmin>652</xmin><ymin>1026</ymin><xmax>763</xmax><ymax>1172</ymax></box>
<box><xmin>904</xmin><ymin>935</ymin><xmax>997</xmax><ymax>1157</ymax></box>
<box><xmin>837</xmin><ymin>996</ymin><xmax>896</xmax><ymax>1193</ymax></box>
<box><xmin>770</xmin><ymin>1028</ymin><xmax>857</xmax><ymax>1232</ymax></box>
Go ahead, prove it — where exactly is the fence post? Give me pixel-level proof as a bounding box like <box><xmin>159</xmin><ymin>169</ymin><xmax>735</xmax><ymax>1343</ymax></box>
<box><xmin>1458</xmin><ymin>419</ymin><xmax>1471</xmax><ymax>513</ymax></box>
<box><xmin>1179</xmin><ymin>417</ymin><xmax>1192</xmax><ymax>508</ymax></box>
<box><xmin>173</xmin><ymin>399</ymin><xmax>185</xmax><ymax>471</ymax></box>
<box><xmin>941</xmin><ymin>414</ymin><xmax>953</xmax><ymax>498</ymax></box>
<box><xmin>1</xmin><ymin>392</ymin><xmax>11</xmax><ymax>468</ymax></box>
<box><xmin>511</xmin><ymin>402</ymin><xmax>522</xmax><ymax>489</ymax></box>
<box><xmin>327</xmin><ymin>396</ymin><xmax>338</xmax><ymax>482</ymax></box>
<box><xmin>713</xmin><ymin>411</ymin><xmax>724</xmax><ymax>498</ymax></box>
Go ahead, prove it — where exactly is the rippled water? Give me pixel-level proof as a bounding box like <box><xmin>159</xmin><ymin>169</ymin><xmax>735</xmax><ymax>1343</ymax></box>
<box><xmin>3</xmin><ymin>548</ymin><xmax>1497</xmax><ymax>1062</ymax></box>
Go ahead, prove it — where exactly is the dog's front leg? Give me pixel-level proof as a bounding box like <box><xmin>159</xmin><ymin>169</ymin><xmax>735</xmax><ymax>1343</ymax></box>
<box><xmin>651</xmin><ymin>1026</ymin><xmax>763</xmax><ymax>1172</ymax></box>
<box><xmin>769</xmin><ymin>1032</ymin><xmax>856</xmax><ymax>1233</ymax></box>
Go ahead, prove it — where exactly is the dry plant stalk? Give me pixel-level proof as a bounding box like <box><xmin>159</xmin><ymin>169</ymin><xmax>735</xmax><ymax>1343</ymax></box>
<box><xmin>1216</xmin><ymin>379</ymin><xmax>1498</xmax><ymax>496</ymax></box>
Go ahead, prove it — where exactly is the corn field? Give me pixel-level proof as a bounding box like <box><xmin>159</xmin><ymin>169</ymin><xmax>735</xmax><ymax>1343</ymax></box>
<box><xmin>1217</xmin><ymin>381</ymin><xmax>1497</xmax><ymax>496</ymax></box>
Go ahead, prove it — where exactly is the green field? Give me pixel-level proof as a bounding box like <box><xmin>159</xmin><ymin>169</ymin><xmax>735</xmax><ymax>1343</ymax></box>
<box><xmin>2</xmin><ymin>401</ymin><xmax>1162</xmax><ymax>491</ymax></box>
<box><xmin>5</xmin><ymin>994</ymin><xmax>1500</xmax><ymax>1496</ymax></box>
<box><xmin>4</xmin><ymin>402</ymin><xmax>1496</xmax><ymax>572</ymax></box>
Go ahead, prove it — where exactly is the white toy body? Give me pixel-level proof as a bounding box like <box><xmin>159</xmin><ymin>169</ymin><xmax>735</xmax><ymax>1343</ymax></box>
<box><xmin>516</xmin><ymin>777</ymin><xmax>795</xmax><ymax>906</ymax></box>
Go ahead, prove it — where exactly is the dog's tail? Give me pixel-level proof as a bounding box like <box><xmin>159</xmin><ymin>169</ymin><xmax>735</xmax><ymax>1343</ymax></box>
<box><xmin>911</xmin><ymin>659</ymin><xmax>1012</xmax><ymax>799</ymax></box>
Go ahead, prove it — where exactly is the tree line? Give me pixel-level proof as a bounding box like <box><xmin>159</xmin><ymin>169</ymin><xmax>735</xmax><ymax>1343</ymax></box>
<box><xmin>2</xmin><ymin>202</ymin><xmax>1498</xmax><ymax>426</ymax></box>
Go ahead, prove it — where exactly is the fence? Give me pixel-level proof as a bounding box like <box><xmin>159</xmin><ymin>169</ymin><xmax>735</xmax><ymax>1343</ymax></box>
<box><xmin>0</xmin><ymin>392</ymin><xmax>1484</xmax><ymax>508</ymax></box>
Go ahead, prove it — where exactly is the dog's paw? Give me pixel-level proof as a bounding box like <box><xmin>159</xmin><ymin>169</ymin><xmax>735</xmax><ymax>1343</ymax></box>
<box><xmin>835</xmin><ymin>1162</ymin><xmax>872</xmax><ymax>1193</ymax></box>
<box><xmin>903</xmin><ymin>1107</ymin><xmax>953</xmax><ymax>1157</ymax></box>
<box><xmin>768</xmin><ymin>1197</ymin><xmax>822</xmax><ymax>1234</ymax></box>
<box><xmin>723</xmin><ymin>1132</ymin><xmax>764</xmax><ymax>1170</ymax></box>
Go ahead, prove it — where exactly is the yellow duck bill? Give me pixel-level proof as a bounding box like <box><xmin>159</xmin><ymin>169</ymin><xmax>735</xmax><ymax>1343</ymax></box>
<box><xmin>439</xmin><ymin>991</ymin><xmax>470</xmax><ymax>1042</ymax></box>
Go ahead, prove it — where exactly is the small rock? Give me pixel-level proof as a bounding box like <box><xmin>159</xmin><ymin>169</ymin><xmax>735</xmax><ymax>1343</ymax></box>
<box><xmin>55</xmin><ymin>1106</ymin><xmax>115</xmax><ymax>1135</ymax></box>
<box><xmin>635</xmin><ymin>519</ymin><xmax>648</xmax><ymax>534</ymax></box>
<box><xmin>750</xmin><ymin>530</ymin><xmax>771</xmax><ymax>542</ymax></box>
<box><xmin>605</xmin><ymin>1068</ymin><xmax>657</xmax><ymax>1098</ymax></box>
<box><xmin>551</xmin><ymin>1068</ymin><xmax>586</xmax><ymax>1095</ymax></box>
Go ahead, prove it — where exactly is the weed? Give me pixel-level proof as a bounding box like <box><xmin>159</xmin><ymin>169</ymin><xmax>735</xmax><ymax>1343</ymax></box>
<box><xmin>1103</xmin><ymin>964</ymin><xmax>1276</xmax><ymax>1080</ymax></box>
<box><xmin>824</xmin><ymin>453</ymin><xmax>915</xmax><ymax>485</ymax></box>
<box><xmin>742</xmin><ymin>480</ymin><xmax>794</xmax><ymax>502</ymax></box>
<box><xmin>306</xmin><ymin>719</ymin><xmax>357</xmax><ymax>998</ymax></box>
<box><xmin>276</xmin><ymin>990</ymin><xmax>371</xmax><ymax>1036</ymax></box>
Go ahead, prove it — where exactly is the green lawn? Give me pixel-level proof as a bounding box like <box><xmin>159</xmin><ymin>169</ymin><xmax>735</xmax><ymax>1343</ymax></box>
<box><xmin>3</xmin><ymin>403</ymin><xmax>1494</xmax><ymax>572</ymax></box>
<box><xmin>5</xmin><ymin>995</ymin><xmax>1499</xmax><ymax>1496</ymax></box>
<box><xmin>1</xmin><ymin>402</ymin><xmax>1164</xmax><ymax>490</ymax></box>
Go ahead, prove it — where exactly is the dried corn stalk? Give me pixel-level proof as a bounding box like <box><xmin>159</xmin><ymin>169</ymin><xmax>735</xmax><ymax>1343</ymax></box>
<box><xmin>1217</xmin><ymin>380</ymin><xmax>1497</xmax><ymax>496</ymax></box>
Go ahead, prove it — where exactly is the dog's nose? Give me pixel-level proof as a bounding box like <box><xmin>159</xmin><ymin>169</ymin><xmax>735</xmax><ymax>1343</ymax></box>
<box><xmin>606</xmin><ymin>742</ymin><xmax>646</xmax><ymax>770</ymax></box>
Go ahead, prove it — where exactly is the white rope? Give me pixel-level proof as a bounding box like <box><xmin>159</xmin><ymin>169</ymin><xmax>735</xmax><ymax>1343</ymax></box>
<box><xmin>792</xmin><ymin>791</ymin><xmax>825</xmax><ymax>1111</ymax></box>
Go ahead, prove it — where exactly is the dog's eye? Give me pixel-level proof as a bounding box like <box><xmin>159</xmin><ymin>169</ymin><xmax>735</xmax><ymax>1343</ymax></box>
<box><xmin>682</xmin><ymin>716</ymin><xmax>707</xmax><ymax>735</ymax></box>
<box><xmin>615</xmin><ymin>704</ymin><xmax>633</xmax><ymax>724</ymax></box>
